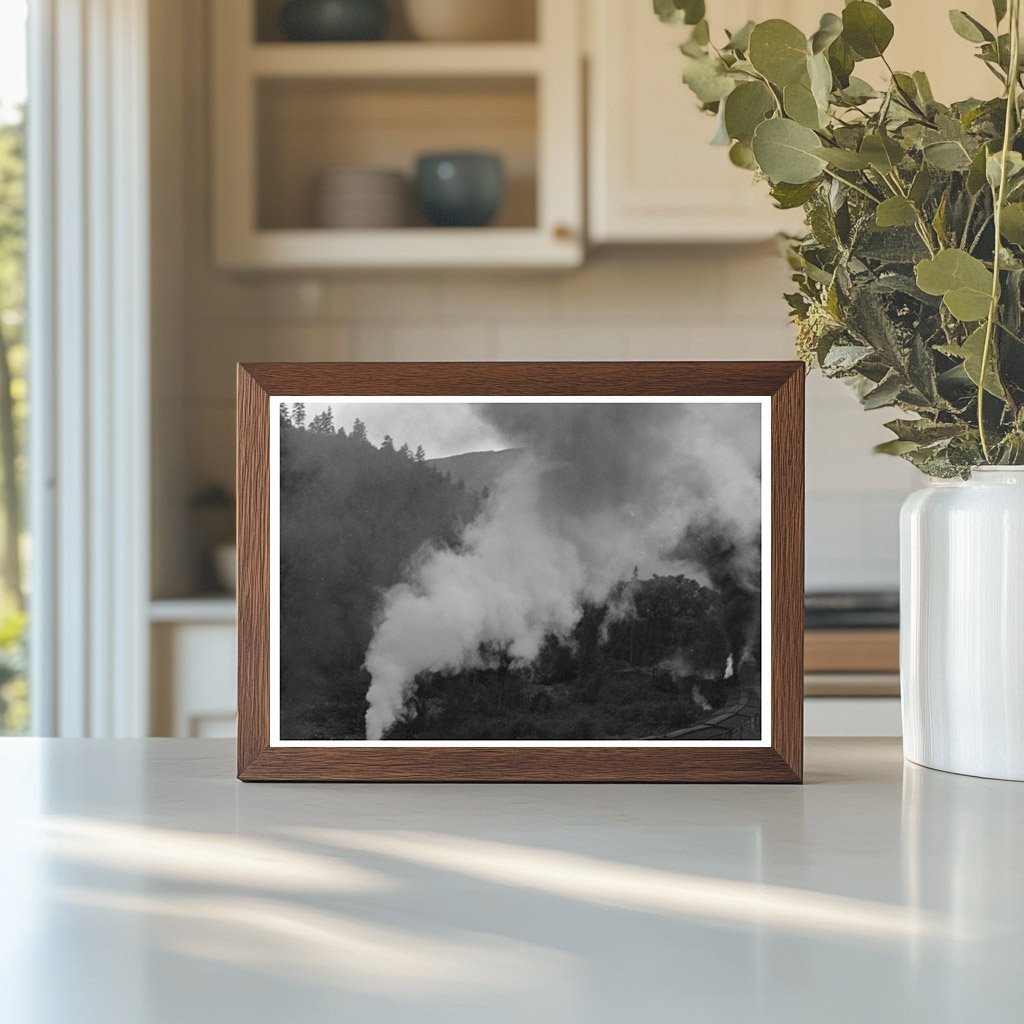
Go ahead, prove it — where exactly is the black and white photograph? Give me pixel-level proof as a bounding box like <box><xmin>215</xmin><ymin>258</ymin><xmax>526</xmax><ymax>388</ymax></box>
<box><xmin>271</xmin><ymin>397</ymin><xmax>769</xmax><ymax>745</ymax></box>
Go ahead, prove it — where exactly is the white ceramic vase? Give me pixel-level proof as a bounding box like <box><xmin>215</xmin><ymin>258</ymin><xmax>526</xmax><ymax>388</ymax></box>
<box><xmin>900</xmin><ymin>467</ymin><xmax>1024</xmax><ymax>780</ymax></box>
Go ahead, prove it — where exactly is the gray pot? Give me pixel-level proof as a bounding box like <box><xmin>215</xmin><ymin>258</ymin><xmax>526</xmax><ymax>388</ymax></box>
<box><xmin>415</xmin><ymin>152</ymin><xmax>504</xmax><ymax>227</ymax></box>
<box><xmin>281</xmin><ymin>0</ymin><xmax>388</xmax><ymax>41</ymax></box>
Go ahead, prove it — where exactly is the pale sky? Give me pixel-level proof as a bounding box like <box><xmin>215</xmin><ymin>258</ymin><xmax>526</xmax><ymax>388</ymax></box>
<box><xmin>299</xmin><ymin>402</ymin><xmax>509</xmax><ymax>460</ymax></box>
<box><xmin>0</xmin><ymin>0</ymin><xmax>27</xmax><ymax>124</ymax></box>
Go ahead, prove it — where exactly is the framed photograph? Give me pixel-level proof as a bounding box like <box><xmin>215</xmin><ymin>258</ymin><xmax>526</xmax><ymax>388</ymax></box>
<box><xmin>237</xmin><ymin>362</ymin><xmax>804</xmax><ymax>782</ymax></box>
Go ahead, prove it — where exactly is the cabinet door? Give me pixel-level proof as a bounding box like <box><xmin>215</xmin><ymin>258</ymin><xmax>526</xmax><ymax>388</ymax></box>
<box><xmin>587</xmin><ymin>0</ymin><xmax>996</xmax><ymax>244</ymax></box>
<box><xmin>587</xmin><ymin>0</ymin><xmax>807</xmax><ymax>243</ymax></box>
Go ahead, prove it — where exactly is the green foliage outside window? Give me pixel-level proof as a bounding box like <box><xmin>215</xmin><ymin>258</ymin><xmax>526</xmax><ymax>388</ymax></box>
<box><xmin>0</xmin><ymin>109</ymin><xmax>27</xmax><ymax>733</ymax></box>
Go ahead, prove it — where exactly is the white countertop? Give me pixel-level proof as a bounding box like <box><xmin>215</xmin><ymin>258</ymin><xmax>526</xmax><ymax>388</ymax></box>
<box><xmin>0</xmin><ymin>738</ymin><xmax>1020</xmax><ymax>1023</ymax></box>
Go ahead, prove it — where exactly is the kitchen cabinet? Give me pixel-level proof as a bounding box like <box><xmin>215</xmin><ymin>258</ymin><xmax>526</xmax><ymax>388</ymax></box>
<box><xmin>211</xmin><ymin>0</ymin><xmax>583</xmax><ymax>269</ymax></box>
<box><xmin>586</xmin><ymin>0</ymin><xmax>998</xmax><ymax>244</ymax></box>
<box><xmin>150</xmin><ymin>600</ymin><xmax>237</xmax><ymax>738</ymax></box>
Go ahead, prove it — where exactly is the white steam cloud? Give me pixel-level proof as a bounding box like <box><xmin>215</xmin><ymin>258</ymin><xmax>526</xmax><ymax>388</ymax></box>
<box><xmin>363</xmin><ymin>403</ymin><xmax>761</xmax><ymax>740</ymax></box>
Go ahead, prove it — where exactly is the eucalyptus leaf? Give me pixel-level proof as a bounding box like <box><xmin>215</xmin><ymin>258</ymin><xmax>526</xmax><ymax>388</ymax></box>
<box><xmin>967</xmin><ymin>144</ymin><xmax>991</xmax><ymax>193</ymax></box>
<box><xmin>913</xmin><ymin>71</ymin><xmax>935</xmax><ymax>104</ymax></box>
<box><xmin>748</xmin><ymin>19</ymin><xmax>809</xmax><ymax>86</ymax></box>
<box><xmin>891</xmin><ymin>72</ymin><xmax>919</xmax><ymax>103</ymax></box>
<box><xmin>653</xmin><ymin>0</ymin><xmax>705</xmax><ymax>26</ymax></box>
<box><xmin>751</xmin><ymin>118</ymin><xmax>828</xmax><ymax>184</ymax></box>
<box><xmin>915</xmin><ymin>250</ymin><xmax>994</xmax><ymax>321</ymax></box>
<box><xmin>724</xmin><ymin>20</ymin><xmax>755</xmax><ymax>52</ymax></box>
<box><xmin>842</xmin><ymin>1</ymin><xmax>895</xmax><ymax>59</ymax></box>
<box><xmin>836</xmin><ymin>76</ymin><xmax>879</xmax><ymax>104</ymax></box>
<box><xmin>770</xmin><ymin>180</ymin><xmax>820</xmax><ymax>209</ymax></box>
<box><xmin>711</xmin><ymin>107</ymin><xmax>731</xmax><ymax>145</ymax></box>
<box><xmin>948</xmin><ymin>10</ymin><xmax>994</xmax><ymax>44</ymax></box>
<box><xmin>909</xmin><ymin>165</ymin><xmax>933</xmax><ymax>205</ymax></box>
<box><xmin>729</xmin><ymin>140</ymin><xmax>757</xmax><ymax>169</ymax></box>
<box><xmin>939</xmin><ymin>326</ymin><xmax>1006</xmax><ymax>398</ymax></box>
<box><xmin>986</xmin><ymin>150</ymin><xmax>1024</xmax><ymax>190</ymax></box>
<box><xmin>814</xmin><ymin>146</ymin><xmax>872</xmax><ymax>170</ymax></box>
<box><xmin>932</xmin><ymin>190</ymin><xmax>951</xmax><ymax>247</ymax></box>
<box><xmin>1000</xmin><ymin>203</ymin><xmax>1024</xmax><ymax>244</ymax></box>
<box><xmin>922</xmin><ymin>140</ymin><xmax>973</xmax><ymax>171</ymax></box>
<box><xmin>827</xmin><ymin>35</ymin><xmax>856</xmax><ymax>88</ymax></box>
<box><xmin>810</xmin><ymin>12</ymin><xmax>843</xmax><ymax>54</ymax></box>
<box><xmin>784</xmin><ymin>81</ymin><xmax>825</xmax><ymax>129</ymax></box>
<box><xmin>884</xmin><ymin>418</ymin><xmax>964</xmax><ymax>443</ymax></box>
<box><xmin>683</xmin><ymin>57</ymin><xmax>736</xmax><ymax>104</ymax></box>
<box><xmin>862</xmin><ymin>374</ymin><xmax>903</xmax><ymax>409</ymax></box>
<box><xmin>808</xmin><ymin>52</ymin><xmax>833</xmax><ymax>109</ymax></box>
<box><xmin>876</xmin><ymin>197</ymin><xmax>919</xmax><ymax>228</ymax></box>
<box><xmin>874</xmin><ymin>439</ymin><xmax>921</xmax><ymax>455</ymax></box>
<box><xmin>861</xmin><ymin>133</ymin><xmax>904</xmax><ymax>173</ymax></box>
<box><xmin>724</xmin><ymin>81</ymin><xmax>775</xmax><ymax>144</ymax></box>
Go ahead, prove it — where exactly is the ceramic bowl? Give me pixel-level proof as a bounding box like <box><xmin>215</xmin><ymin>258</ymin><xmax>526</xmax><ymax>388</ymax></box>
<box><xmin>403</xmin><ymin>0</ymin><xmax>534</xmax><ymax>41</ymax></box>
<box><xmin>281</xmin><ymin>0</ymin><xmax>388</xmax><ymax>42</ymax></box>
<box><xmin>316</xmin><ymin>168</ymin><xmax>407</xmax><ymax>228</ymax></box>
<box><xmin>415</xmin><ymin>152</ymin><xmax>504</xmax><ymax>228</ymax></box>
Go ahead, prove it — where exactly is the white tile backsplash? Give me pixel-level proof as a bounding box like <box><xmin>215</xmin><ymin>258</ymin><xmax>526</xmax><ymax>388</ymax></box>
<box><xmin>182</xmin><ymin>251</ymin><xmax>917</xmax><ymax>593</ymax></box>
<box><xmin>168</xmin><ymin>0</ymin><xmax>916</xmax><ymax>596</ymax></box>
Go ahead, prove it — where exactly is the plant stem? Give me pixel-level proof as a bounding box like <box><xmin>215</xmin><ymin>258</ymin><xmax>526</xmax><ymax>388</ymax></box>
<box><xmin>979</xmin><ymin>0</ymin><xmax>1021</xmax><ymax>462</ymax></box>
<box><xmin>884</xmin><ymin>170</ymin><xmax>939</xmax><ymax>254</ymax></box>
<box><xmin>822</xmin><ymin>167</ymin><xmax>880</xmax><ymax>205</ymax></box>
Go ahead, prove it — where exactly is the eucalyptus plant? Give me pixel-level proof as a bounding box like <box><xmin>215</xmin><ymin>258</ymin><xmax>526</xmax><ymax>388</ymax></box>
<box><xmin>657</xmin><ymin>0</ymin><xmax>1024</xmax><ymax>475</ymax></box>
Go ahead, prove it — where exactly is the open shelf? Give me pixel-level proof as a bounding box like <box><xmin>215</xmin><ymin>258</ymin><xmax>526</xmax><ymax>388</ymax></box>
<box><xmin>254</xmin><ymin>0</ymin><xmax>538</xmax><ymax>44</ymax></box>
<box><xmin>212</xmin><ymin>0</ymin><xmax>582</xmax><ymax>269</ymax></box>
<box><xmin>257</xmin><ymin>76</ymin><xmax>538</xmax><ymax>232</ymax></box>
<box><xmin>218</xmin><ymin>227</ymin><xmax>578</xmax><ymax>269</ymax></box>
<box><xmin>249</xmin><ymin>41</ymin><xmax>544</xmax><ymax>77</ymax></box>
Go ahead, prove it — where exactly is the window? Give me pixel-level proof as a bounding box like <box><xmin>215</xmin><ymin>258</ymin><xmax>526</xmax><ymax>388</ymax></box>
<box><xmin>0</xmin><ymin>0</ymin><xmax>28</xmax><ymax>734</ymax></box>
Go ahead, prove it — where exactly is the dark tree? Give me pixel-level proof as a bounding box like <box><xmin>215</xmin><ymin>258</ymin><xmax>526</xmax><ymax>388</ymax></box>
<box><xmin>278</xmin><ymin>426</ymin><xmax>481</xmax><ymax>740</ymax></box>
<box><xmin>309</xmin><ymin>409</ymin><xmax>335</xmax><ymax>435</ymax></box>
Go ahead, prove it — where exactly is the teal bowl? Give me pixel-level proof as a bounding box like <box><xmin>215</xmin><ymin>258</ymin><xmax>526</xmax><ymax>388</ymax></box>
<box><xmin>415</xmin><ymin>152</ymin><xmax>505</xmax><ymax>228</ymax></box>
<box><xmin>281</xmin><ymin>0</ymin><xmax>388</xmax><ymax>42</ymax></box>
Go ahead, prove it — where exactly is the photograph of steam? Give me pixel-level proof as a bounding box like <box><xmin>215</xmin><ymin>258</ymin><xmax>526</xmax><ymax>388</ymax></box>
<box><xmin>274</xmin><ymin>398</ymin><xmax>766</xmax><ymax>744</ymax></box>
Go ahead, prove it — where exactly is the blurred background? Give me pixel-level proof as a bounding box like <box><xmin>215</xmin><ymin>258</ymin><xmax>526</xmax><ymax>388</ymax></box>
<box><xmin>0</xmin><ymin>0</ymin><xmax>997</xmax><ymax>740</ymax></box>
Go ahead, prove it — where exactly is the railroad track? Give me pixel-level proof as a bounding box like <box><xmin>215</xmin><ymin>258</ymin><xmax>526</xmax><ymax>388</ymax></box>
<box><xmin>645</xmin><ymin>681</ymin><xmax>761</xmax><ymax>741</ymax></box>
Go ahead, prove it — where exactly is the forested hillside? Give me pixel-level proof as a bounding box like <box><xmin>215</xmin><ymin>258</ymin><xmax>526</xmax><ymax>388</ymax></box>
<box><xmin>278</xmin><ymin>406</ymin><xmax>481</xmax><ymax>738</ymax></box>
<box><xmin>426</xmin><ymin>447</ymin><xmax>524</xmax><ymax>495</ymax></box>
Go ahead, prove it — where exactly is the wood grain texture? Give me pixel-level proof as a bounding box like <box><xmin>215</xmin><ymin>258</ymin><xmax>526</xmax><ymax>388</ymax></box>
<box><xmin>237</xmin><ymin>365</ymin><xmax>270</xmax><ymax>778</ymax></box>
<box><xmin>236</xmin><ymin>361</ymin><xmax>805</xmax><ymax>783</ymax></box>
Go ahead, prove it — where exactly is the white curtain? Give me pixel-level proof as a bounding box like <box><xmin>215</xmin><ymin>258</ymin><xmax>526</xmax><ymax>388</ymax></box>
<box><xmin>28</xmin><ymin>0</ymin><xmax>150</xmax><ymax>736</ymax></box>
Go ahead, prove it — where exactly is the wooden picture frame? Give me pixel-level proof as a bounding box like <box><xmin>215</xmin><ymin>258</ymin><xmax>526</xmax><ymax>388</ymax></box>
<box><xmin>237</xmin><ymin>362</ymin><xmax>804</xmax><ymax>782</ymax></box>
